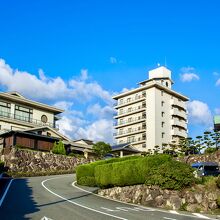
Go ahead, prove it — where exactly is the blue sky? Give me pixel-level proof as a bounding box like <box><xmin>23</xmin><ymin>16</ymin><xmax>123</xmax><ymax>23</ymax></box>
<box><xmin>0</xmin><ymin>0</ymin><xmax>220</xmax><ymax>143</ymax></box>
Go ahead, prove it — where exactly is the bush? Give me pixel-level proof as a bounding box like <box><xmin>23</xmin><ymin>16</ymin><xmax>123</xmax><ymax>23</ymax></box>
<box><xmin>76</xmin><ymin>155</ymin><xmax>141</xmax><ymax>186</ymax></box>
<box><xmin>145</xmin><ymin>160</ymin><xmax>196</xmax><ymax>190</ymax></box>
<box><xmin>52</xmin><ymin>140</ymin><xmax>66</xmax><ymax>155</ymax></box>
<box><xmin>205</xmin><ymin>147</ymin><xmax>218</xmax><ymax>154</ymax></box>
<box><xmin>95</xmin><ymin>154</ymin><xmax>172</xmax><ymax>188</ymax></box>
<box><xmin>77</xmin><ymin>176</ymin><xmax>96</xmax><ymax>187</ymax></box>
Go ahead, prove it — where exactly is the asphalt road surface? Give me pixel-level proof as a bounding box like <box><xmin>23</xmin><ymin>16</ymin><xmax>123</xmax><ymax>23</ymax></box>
<box><xmin>0</xmin><ymin>174</ymin><xmax>219</xmax><ymax>220</ymax></box>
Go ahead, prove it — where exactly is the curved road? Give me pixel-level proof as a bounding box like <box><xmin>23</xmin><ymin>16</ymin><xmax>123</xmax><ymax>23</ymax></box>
<box><xmin>0</xmin><ymin>174</ymin><xmax>218</xmax><ymax>220</ymax></box>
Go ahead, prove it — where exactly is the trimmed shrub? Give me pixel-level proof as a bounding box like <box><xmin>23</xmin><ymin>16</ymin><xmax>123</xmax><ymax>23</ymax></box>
<box><xmin>77</xmin><ymin>176</ymin><xmax>96</xmax><ymax>187</ymax></box>
<box><xmin>95</xmin><ymin>154</ymin><xmax>172</xmax><ymax>188</ymax></box>
<box><xmin>76</xmin><ymin>155</ymin><xmax>141</xmax><ymax>186</ymax></box>
<box><xmin>145</xmin><ymin>160</ymin><xmax>195</xmax><ymax>190</ymax></box>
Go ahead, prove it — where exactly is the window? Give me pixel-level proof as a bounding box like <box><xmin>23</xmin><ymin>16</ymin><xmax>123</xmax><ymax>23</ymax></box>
<box><xmin>0</xmin><ymin>101</ymin><xmax>11</xmax><ymax>117</ymax></box>
<box><xmin>120</xmin><ymin>119</ymin><xmax>123</xmax><ymax>124</ymax></box>
<box><xmin>120</xmin><ymin>99</ymin><xmax>123</xmax><ymax>104</ymax></box>
<box><xmin>135</xmin><ymin>94</ymin><xmax>139</xmax><ymax>100</ymax></box>
<box><xmin>41</xmin><ymin>115</ymin><xmax>48</xmax><ymax>123</ymax></box>
<box><xmin>162</xmin><ymin>132</ymin><xmax>165</xmax><ymax>138</ymax></box>
<box><xmin>128</xmin><ymin>107</ymin><xmax>132</xmax><ymax>112</ymax></box>
<box><xmin>127</xmin><ymin>97</ymin><xmax>131</xmax><ymax>103</ymax></box>
<box><xmin>15</xmin><ymin>105</ymin><xmax>33</xmax><ymax>122</ymax></box>
<box><xmin>161</xmin><ymin>90</ymin><xmax>164</xmax><ymax>96</ymax></box>
<box><xmin>128</xmin><ymin>117</ymin><xmax>132</xmax><ymax>122</ymax></box>
<box><xmin>119</xmin><ymin>140</ymin><xmax>124</xmax><ymax>144</ymax></box>
<box><xmin>128</xmin><ymin>128</ymin><xmax>132</xmax><ymax>133</ymax></box>
<box><xmin>162</xmin><ymin>122</ymin><xmax>165</xmax><ymax>127</ymax></box>
<box><xmin>161</xmin><ymin>101</ymin><xmax>164</xmax><ymax>107</ymax></box>
<box><xmin>119</xmin><ymin>109</ymin><xmax>123</xmax><ymax>114</ymax></box>
<box><xmin>119</xmin><ymin>129</ymin><xmax>123</xmax><ymax>135</ymax></box>
<box><xmin>166</xmin><ymin>82</ymin><xmax>169</xmax><ymax>87</ymax></box>
<box><xmin>127</xmin><ymin>136</ymin><xmax>135</xmax><ymax>143</ymax></box>
<box><xmin>161</xmin><ymin>112</ymin><xmax>165</xmax><ymax>117</ymax></box>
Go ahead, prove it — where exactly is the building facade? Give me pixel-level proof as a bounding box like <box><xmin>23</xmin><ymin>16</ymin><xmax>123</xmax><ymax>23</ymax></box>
<box><xmin>112</xmin><ymin>66</ymin><xmax>189</xmax><ymax>152</ymax></box>
<box><xmin>0</xmin><ymin>92</ymin><xmax>63</xmax><ymax>132</ymax></box>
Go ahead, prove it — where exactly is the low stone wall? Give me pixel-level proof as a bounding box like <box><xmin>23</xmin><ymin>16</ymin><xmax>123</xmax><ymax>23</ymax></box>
<box><xmin>98</xmin><ymin>184</ymin><xmax>220</xmax><ymax>212</ymax></box>
<box><xmin>0</xmin><ymin>148</ymin><xmax>94</xmax><ymax>173</ymax></box>
<box><xmin>179</xmin><ymin>150</ymin><xmax>220</xmax><ymax>164</ymax></box>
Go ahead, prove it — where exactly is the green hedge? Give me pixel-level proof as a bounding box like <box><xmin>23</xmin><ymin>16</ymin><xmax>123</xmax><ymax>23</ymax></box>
<box><xmin>76</xmin><ymin>155</ymin><xmax>141</xmax><ymax>185</ymax></box>
<box><xmin>95</xmin><ymin>154</ymin><xmax>172</xmax><ymax>188</ymax></box>
<box><xmin>145</xmin><ymin>160</ymin><xmax>195</xmax><ymax>190</ymax></box>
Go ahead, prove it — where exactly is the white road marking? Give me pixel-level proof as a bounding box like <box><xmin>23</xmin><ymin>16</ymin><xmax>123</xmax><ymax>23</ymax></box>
<box><xmin>169</xmin><ymin>210</ymin><xmax>179</xmax><ymax>214</ymax></box>
<box><xmin>100</xmin><ymin>207</ymin><xmax>120</xmax><ymax>212</ymax></box>
<box><xmin>0</xmin><ymin>179</ymin><xmax>13</xmax><ymax>207</ymax></box>
<box><xmin>192</xmin><ymin>213</ymin><xmax>210</xmax><ymax>219</ymax></box>
<box><xmin>41</xmin><ymin>176</ymin><xmax>127</xmax><ymax>220</ymax></box>
<box><xmin>163</xmin><ymin>217</ymin><xmax>177</xmax><ymax>220</ymax></box>
<box><xmin>41</xmin><ymin>216</ymin><xmax>54</xmax><ymax>220</ymax></box>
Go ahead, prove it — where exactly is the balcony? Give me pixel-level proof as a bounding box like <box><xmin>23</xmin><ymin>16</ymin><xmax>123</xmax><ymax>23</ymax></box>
<box><xmin>170</xmin><ymin>99</ymin><xmax>185</xmax><ymax>110</ymax></box>
<box><xmin>0</xmin><ymin>111</ymin><xmax>58</xmax><ymax>129</ymax></box>
<box><xmin>114</xmin><ymin>127</ymin><xmax>146</xmax><ymax>138</ymax></box>
<box><xmin>114</xmin><ymin>95</ymin><xmax>145</xmax><ymax>108</ymax></box>
<box><xmin>171</xmin><ymin>128</ymin><xmax>187</xmax><ymax>138</ymax></box>
<box><xmin>114</xmin><ymin>104</ymin><xmax>146</xmax><ymax>119</ymax></box>
<box><xmin>171</xmin><ymin>108</ymin><xmax>187</xmax><ymax>120</ymax></box>
<box><xmin>171</xmin><ymin>118</ymin><xmax>187</xmax><ymax>129</ymax></box>
<box><xmin>114</xmin><ymin>116</ymin><xmax>146</xmax><ymax>128</ymax></box>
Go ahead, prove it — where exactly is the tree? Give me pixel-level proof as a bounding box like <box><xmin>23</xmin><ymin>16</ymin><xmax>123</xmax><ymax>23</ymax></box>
<box><xmin>52</xmin><ymin>140</ymin><xmax>66</xmax><ymax>155</ymax></box>
<box><xmin>92</xmin><ymin>141</ymin><xmax>111</xmax><ymax>158</ymax></box>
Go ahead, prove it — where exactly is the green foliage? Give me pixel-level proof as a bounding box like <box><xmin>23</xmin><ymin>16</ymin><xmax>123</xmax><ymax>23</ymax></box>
<box><xmin>92</xmin><ymin>141</ymin><xmax>111</xmax><ymax>158</ymax></box>
<box><xmin>179</xmin><ymin>203</ymin><xmax>188</xmax><ymax>211</ymax></box>
<box><xmin>204</xmin><ymin>147</ymin><xmax>218</xmax><ymax>154</ymax></box>
<box><xmin>95</xmin><ymin>154</ymin><xmax>173</xmax><ymax>188</ymax></box>
<box><xmin>217</xmin><ymin>197</ymin><xmax>220</xmax><ymax>207</ymax></box>
<box><xmin>76</xmin><ymin>155</ymin><xmax>141</xmax><ymax>186</ymax></box>
<box><xmin>77</xmin><ymin>176</ymin><xmax>96</xmax><ymax>187</ymax></box>
<box><xmin>0</xmin><ymin>160</ymin><xmax>4</xmax><ymax>173</ymax></box>
<box><xmin>52</xmin><ymin>140</ymin><xmax>66</xmax><ymax>155</ymax></box>
<box><xmin>145</xmin><ymin>160</ymin><xmax>196</xmax><ymax>190</ymax></box>
<box><xmin>216</xmin><ymin>176</ymin><xmax>220</xmax><ymax>188</ymax></box>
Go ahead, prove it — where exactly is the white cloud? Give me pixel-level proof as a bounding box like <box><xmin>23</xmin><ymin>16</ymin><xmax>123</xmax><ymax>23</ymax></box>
<box><xmin>0</xmin><ymin>58</ymin><xmax>115</xmax><ymax>144</ymax></box>
<box><xmin>77</xmin><ymin>119</ymin><xmax>114</xmax><ymax>144</ymax></box>
<box><xmin>213</xmin><ymin>71</ymin><xmax>219</xmax><ymax>76</ymax></box>
<box><xmin>87</xmin><ymin>103</ymin><xmax>115</xmax><ymax>119</ymax></box>
<box><xmin>187</xmin><ymin>100</ymin><xmax>212</xmax><ymax>126</ymax></box>
<box><xmin>0</xmin><ymin>58</ymin><xmax>112</xmax><ymax>105</ymax></box>
<box><xmin>180</xmin><ymin>67</ymin><xmax>200</xmax><ymax>82</ymax></box>
<box><xmin>214</xmin><ymin>108</ymin><xmax>220</xmax><ymax>115</ymax></box>
<box><xmin>110</xmin><ymin>57</ymin><xmax>117</xmax><ymax>64</ymax></box>
<box><xmin>216</xmin><ymin>79</ymin><xmax>220</xmax><ymax>86</ymax></box>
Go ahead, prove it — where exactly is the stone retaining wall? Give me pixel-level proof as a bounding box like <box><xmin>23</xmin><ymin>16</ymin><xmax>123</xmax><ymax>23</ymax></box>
<box><xmin>98</xmin><ymin>184</ymin><xmax>220</xmax><ymax>212</ymax></box>
<box><xmin>0</xmin><ymin>148</ymin><xmax>94</xmax><ymax>173</ymax></box>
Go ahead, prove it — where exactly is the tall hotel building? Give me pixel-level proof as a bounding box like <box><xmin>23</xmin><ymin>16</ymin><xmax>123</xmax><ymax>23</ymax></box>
<box><xmin>112</xmin><ymin>66</ymin><xmax>189</xmax><ymax>152</ymax></box>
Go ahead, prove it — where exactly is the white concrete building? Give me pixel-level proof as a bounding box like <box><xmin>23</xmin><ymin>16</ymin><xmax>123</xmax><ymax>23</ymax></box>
<box><xmin>112</xmin><ymin>66</ymin><xmax>189</xmax><ymax>152</ymax></box>
<box><xmin>0</xmin><ymin>91</ymin><xmax>63</xmax><ymax>133</ymax></box>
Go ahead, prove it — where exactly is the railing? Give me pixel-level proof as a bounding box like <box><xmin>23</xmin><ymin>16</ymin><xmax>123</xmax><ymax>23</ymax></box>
<box><xmin>114</xmin><ymin>116</ymin><xmax>146</xmax><ymax>127</ymax></box>
<box><xmin>114</xmin><ymin>95</ymin><xmax>146</xmax><ymax>107</ymax></box>
<box><xmin>115</xmin><ymin>104</ymin><xmax>146</xmax><ymax>117</ymax></box>
<box><xmin>0</xmin><ymin>110</ymin><xmax>58</xmax><ymax>129</ymax></box>
<box><xmin>114</xmin><ymin>127</ymin><xmax>146</xmax><ymax>137</ymax></box>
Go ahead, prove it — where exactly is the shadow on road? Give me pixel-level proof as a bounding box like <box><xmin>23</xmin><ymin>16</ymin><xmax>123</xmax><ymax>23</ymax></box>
<box><xmin>0</xmin><ymin>178</ymin><xmax>39</xmax><ymax>220</ymax></box>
